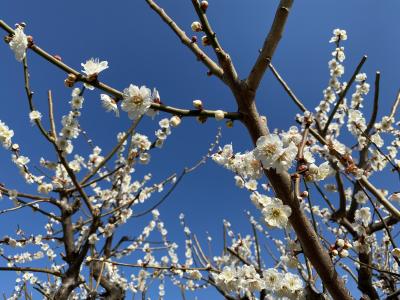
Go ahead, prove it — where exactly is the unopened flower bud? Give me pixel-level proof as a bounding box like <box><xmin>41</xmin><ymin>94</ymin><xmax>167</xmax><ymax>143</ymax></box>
<box><xmin>260</xmin><ymin>116</ymin><xmax>267</xmax><ymax>125</ymax></box>
<box><xmin>331</xmin><ymin>249</ymin><xmax>338</xmax><ymax>256</ymax></box>
<box><xmin>201</xmin><ymin>36</ymin><xmax>210</xmax><ymax>46</ymax></box>
<box><xmin>336</xmin><ymin>239</ymin><xmax>345</xmax><ymax>248</ymax></box>
<box><xmin>344</xmin><ymin>241</ymin><xmax>352</xmax><ymax>249</ymax></box>
<box><xmin>191</xmin><ymin>21</ymin><xmax>202</xmax><ymax>32</ymax></box>
<box><xmin>226</xmin><ymin>119</ymin><xmax>234</xmax><ymax>128</ymax></box>
<box><xmin>201</xmin><ymin>1</ymin><xmax>209</xmax><ymax>11</ymax></box>
<box><xmin>64</xmin><ymin>73</ymin><xmax>77</xmax><ymax>87</ymax></box>
<box><xmin>193</xmin><ymin>99</ymin><xmax>203</xmax><ymax>109</ymax></box>
<box><xmin>170</xmin><ymin>116</ymin><xmax>181</xmax><ymax>127</ymax></box>
<box><xmin>392</xmin><ymin>248</ymin><xmax>400</xmax><ymax>258</ymax></box>
<box><xmin>214</xmin><ymin>110</ymin><xmax>225</xmax><ymax>121</ymax></box>
<box><xmin>339</xmin><ymin>249</ymin><xmax>349</xmax><ymax>258</ymax></box>
<box><xmin>300</xmin><ymin>191</ymin><xmax>309</xmax><ymax>198</ymax></box>
<box><xmin>27</xmin><ymin>35</ymin><xmax>34</xmax><ymax>47</ymax></box>
<box><xmin>191</xmin><ymin>36</ymin><xmax>198</xmax><ymax>43</ymax></box>
<box><xmin>197</xmin><ymin>115</ymin><xmax>207</xmax><ymax>124</ymax></box>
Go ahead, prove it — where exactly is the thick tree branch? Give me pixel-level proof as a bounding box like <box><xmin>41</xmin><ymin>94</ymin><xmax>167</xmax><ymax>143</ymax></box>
<box><xmin>246</xmin><ymin>0</ymin><xmax>293</xmax><ymax>92</ymax></box>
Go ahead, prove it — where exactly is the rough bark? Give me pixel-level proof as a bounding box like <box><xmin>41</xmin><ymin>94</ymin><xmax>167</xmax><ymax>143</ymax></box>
<box><xmin>234</xmin><ymin>82</ymin><xmax>353</xmax><ymax>300</ymax></box>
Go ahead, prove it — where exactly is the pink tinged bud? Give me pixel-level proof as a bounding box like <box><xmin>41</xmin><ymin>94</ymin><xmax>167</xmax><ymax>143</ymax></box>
<box><xmin>191</xmin><ymin>21</ymin><xmax>202</xmax><ymax>32</ymax></box>
<box><xmin>201</xmin><ymin>36</ymin><xmax>210</xmax><ymax>46</ymax></box>
<box><xmin>331</xmin><ymin>249</ymin><xmax>338</xmax><ymax>256</ymax></box>
<box><xmin>191</xmin><ymin>36</ymin><xmax>198</xmax><ymax>43</ymax></box>
<box><xmin>344</xmin><ymin>241</ymin><xmax>352</xmax><ymax>249</ymax></box>
<box><xmin>64</xmin><ymin>73</ymin><xmax>77</xmax><ymax>87</ymax></box>
<box><xmin>200</xmin><ymin>1</ymin><xmax>209</xmax><ymax>11</ymax></box>
<box><xmin>53</xmin><ymin>55</ymin><xmax>62</xmax><ymax>61</ymax></box>
<box><xmin>27</xmin><ymin>35</ymin><xmax>34</xmax><ymax>47</ymax></box>
<box><xmin>300</xmin><ymin>191</ymin><xmax>309</xmax><ymax>198</ymax></box>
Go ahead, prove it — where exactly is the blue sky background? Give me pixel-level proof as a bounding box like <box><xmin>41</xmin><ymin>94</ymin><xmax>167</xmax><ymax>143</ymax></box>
<box><xmin>0</xmin><ymin>0</ymin><xmax>400</xmax><ymax>298</ymax></box>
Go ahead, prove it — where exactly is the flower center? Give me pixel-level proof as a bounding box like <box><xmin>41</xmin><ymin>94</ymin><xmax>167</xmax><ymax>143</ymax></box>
<box><xmin>132</xmin><ymin>95</ymin><xmax>143</xmax><ymax>105</ymax></box>
<box><xmin>263</xmin><ymin>144</ymin><xmax>277</xmax><ymax>157</ymax></box>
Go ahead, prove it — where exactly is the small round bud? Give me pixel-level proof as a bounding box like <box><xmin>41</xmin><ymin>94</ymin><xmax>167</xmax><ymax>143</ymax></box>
<box><xmin>170</xmin><ymin>116</ymin><xmax>181</xmax><ymax>127</ymax></box>
<box><xmin>27</xmin><ymin>35</ymin><xmax>34</xmax><ymax>47</ymax></box>
<box><xmin>392</xmin><ymin>248</ymin><xmax>400</xmax><ymax>258</ymax></box>
<box><xmin>64</xmin><ymin>73</ymin><xmax>77</xmax><ymax>88</ymax></box>
<box><xmin>300</xmin><ymin>191</ymin><xmax>309</xmax><ymax>198</ymax></box>
<box><xmin>53</xmin><ymin>54</ymin><xmax>62</xmax><ymax>61</ymax></box>
<box><xmin>214</xmin><ymin>110</ymin><xmax>225</xmax><ymax>121</ymax></box>
<box><xmin>191</xmin><ymin>36</ymin><xmax>198</xmax><ymax>43</ymax></box>
<box><xmin>339</xmin><ymin>249</ymin><xmax>349</xmax><ymax>258</ymax></box>
<box><xmin>201</xmin><ymin>1</ymin><xmax>209</xmax><ymax>11</ymax></box>
<box><xmin>197</xmin><ymin>115</ymin><xmax>207</xmax><ymax>124</ymax></box>
<box><xmin>201</xmin><ymin>36</ymin><xmax>210</xmax><ymax>46</ymax></box>
<box><xmin>344</xmin><ymin>241</ymin><xmax>352</xmax><ymax>249</ymax></box>
<box><xmin>331</xmin><ymin>249</ymin><xmax>338</xmax><ymax>256</ymax></box>
<box><xmin>191</xmin><ymin>21</ymin><xmax>202</xmax><ymax>32</ymax></box>
<box><xmin>11</xmin><ymin>144</ymin><xmax>20</xmax><ymax>151</ymax></box>
<box><xmin>336</xmin><ymin>239</ymin><xmax>345</xmax><ymax>248</ymax></box>
<box><xmin>226</xmin><ymin>119</ymin><xmax>234</xmax><ymax>128</ymax></box>
<box><xmin>193</xmin><ymin>99</ymin><xmax>203</xmax><ymax>109</ymax></box>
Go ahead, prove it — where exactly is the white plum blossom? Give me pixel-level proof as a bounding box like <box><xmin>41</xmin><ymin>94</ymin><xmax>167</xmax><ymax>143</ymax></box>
<box><xmin>81</xmin><ymin>58</ymin><xmax>109</xmax><ymax>77</ymax></box>
<box><xmin>272</xmin><ymin>141</ymin><xmax>297</xmax><ymax>174</ymax></box>
<box><xmin>9</xmin><ymin>26</ymin><xmax>28</xmax><ymax>62</ymax></box>
<box><xmin>88</xmin><ymin>233</ymin><xmax>99</xmax><ymax>244</ymax></box>
<box><xmin>37</xmin><ymin>183</ymin><xmax>53</xmax><ymax>194</ymax></box>
<box><xmin>329</xmin><ymin>28</ymin><xmax>347</xmax><ymax>43</ymax></box>
<box><xmin>0</xmin><ymin>120</ymin><xmax>14</xmax><ymax>148</ymax></box>
<box><xmin>262</xmin><ymin>198</ymin><xmax>292</xmax><ymax>228</ymax></box>
<box><xmin>100</xmin><ymin>94</ymin><xmax>119</xmax><ymax>117</ymax></box>
<box><xmin>263</xmin><ymin>269</ymin><xmax>282</xmax><ymax>291</ymax></box>
<box><xmin>121</xmin><ymin>84</ymin><xmax>152</xmax><ymax>120</ymax></box>
<box><xmin>131</xmin><ymin>133</ymin><xmax>151</xmax><ymax>151</ymax></box>
<box><xmin>254</xmin><ymin>134</ymin><xmax>298</xmax><ymax>174</ymax></box>
<box><xmin>354</xmin><ymin>190</ymin><xmax>368</xmax><ymax>204</ymax></box>
<box><xmin>254</xmin><ymin>134</ymin><xmax>283</xmax><ymax>169</ymax></box>
<box><xmin>29</xmin><ymin>110</ymin><xmax>42</xmax><ymax>123</ymax></box>
<box><xmin>355</xmin><ymin>207</ymin><xmax>371</xmax><ymax>227</ymax></box>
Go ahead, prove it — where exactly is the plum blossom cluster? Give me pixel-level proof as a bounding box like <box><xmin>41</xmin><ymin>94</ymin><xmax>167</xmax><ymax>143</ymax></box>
<box><xmin>213</xmin><ymin>265</ymin><xmax>302</xmax><ymax>297</ymax></box>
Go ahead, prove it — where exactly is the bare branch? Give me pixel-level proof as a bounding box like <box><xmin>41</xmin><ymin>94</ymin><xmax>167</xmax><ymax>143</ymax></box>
<box><xmin>144</xmin><ymin>1</ymin><xmax>224</xmax><ymax>79</ymax></box>
<box><xmin>246</xmin><ymin>0</ymin><xmax>293</xmax><ymax>92</ymax></box>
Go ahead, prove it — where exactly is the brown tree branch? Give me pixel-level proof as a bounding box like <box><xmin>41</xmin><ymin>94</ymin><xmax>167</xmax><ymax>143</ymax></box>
<box><xmin>246</xmin><ymin>0</ymin><xmax>293</xmax><ymax>92</ymax></box>
<box><xmin>144</xmin><ymin>0</ymin><xmax>224</xmax><ymax>79</ymax></box>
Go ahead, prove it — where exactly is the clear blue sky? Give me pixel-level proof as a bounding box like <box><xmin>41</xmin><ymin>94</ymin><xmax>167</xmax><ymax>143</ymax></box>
<box><xmin>0</xmin><ymin>0</ymin><xmax>399</xmax><ymax>298</ymax></box>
